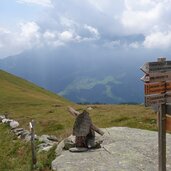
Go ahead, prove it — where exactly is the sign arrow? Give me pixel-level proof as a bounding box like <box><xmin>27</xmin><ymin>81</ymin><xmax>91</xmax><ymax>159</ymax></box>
<box><xmin>140</xmin><ymin>63</ymin><xmax>149</xmax><ymax>74</ymax></box>
<box><xmin>141</xmin><ymin>71</ymin><xmax>171</xmax><ymax>83</ymax></box>
<box><xmin>141</xmin><ymin>61</ymin><xmax>171</xmax><ymax>74</ymax></box>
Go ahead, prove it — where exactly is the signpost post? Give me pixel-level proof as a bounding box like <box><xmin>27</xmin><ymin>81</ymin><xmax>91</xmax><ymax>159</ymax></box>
<box><xmin>140</xmin><ymin>57</ymin><xmax>171</xmax><ymax>171</ymax></box>
<box><xmin>29</xmin><ymin>120</ymin><xmax>37</xmax><ymax>169</ymax></box>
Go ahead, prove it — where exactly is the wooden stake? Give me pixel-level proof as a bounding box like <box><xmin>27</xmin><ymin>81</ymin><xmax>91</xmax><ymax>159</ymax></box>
<box><xmin>30</xmin><ymin>120</ymin><xmax>37</xmax><ymax>169</ymax></box>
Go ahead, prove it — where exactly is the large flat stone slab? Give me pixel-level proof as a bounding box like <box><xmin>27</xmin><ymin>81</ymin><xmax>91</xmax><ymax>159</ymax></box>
<box><xmin>52</xmin><ymin>127</ymin><xmax>171</xmax><ymax>171</ymax></box>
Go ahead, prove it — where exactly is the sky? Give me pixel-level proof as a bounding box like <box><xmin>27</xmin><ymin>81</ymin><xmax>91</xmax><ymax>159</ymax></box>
<box><xmin>0</xmin><ymin>0</ymin><xmax>171</xmax><ymax>59</ymax></box>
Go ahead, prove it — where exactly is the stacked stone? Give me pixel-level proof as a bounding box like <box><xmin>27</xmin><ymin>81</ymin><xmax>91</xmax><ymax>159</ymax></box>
<box><xmin>0</xmin><ymin>114</ymin><xmax>59</xmax><ymax>152</ymax></box>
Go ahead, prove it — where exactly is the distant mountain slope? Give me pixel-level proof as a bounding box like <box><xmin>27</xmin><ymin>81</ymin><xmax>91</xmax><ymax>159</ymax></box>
<box><xmin>0</xmin><ymin>69</ymin><xmax>70</xmax><ymax>106</ymax></box>
<box><xmin>0</xmin><ymin>45</ymin><xmax>147</xmax><ymax>104</ymax></box>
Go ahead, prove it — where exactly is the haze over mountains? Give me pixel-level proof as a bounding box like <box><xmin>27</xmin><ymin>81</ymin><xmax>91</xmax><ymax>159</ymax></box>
<box><xmin>0</xmin><ymin>42</ymin><xmax>169</xmax><ymax>104</ymax></box>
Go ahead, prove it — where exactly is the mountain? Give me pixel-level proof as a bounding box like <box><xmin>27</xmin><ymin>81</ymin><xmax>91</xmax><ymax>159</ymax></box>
<box><xmin>0</xmin><ymin>69</ymin><xmax>70</xmax><ymax>107</ymax></box>
<box><xmin>0</xmin><ymin>44</ymin><xmax>164</xmax><ymax>104</ymax></box>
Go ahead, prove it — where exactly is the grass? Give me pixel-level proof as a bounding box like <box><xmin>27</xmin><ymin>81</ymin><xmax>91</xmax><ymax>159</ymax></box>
<box><xmin>0</xmin><ymin>124</ymin><xmax>31</xmax><ymax>171</ymax></box>
<box><xmin>0</xmin><ymin>69</ymin><xmax>157</xmax><ymax>170</ymax></box>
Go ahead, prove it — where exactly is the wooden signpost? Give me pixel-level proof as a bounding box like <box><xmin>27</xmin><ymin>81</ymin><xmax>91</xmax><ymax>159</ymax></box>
<box><xmin>141</xmin><ymin>57</ymin><xmax>171</xmax><ymax>171</ymax></box>
<box><xmin>144</xmin><ymin>82</ymin><xmax>171</xmax><ymax>95</ymax></box>
<box><xmin>141</xmin><ymin>72</ymin><xmax>171</xmax><ymax>83</ymax></box>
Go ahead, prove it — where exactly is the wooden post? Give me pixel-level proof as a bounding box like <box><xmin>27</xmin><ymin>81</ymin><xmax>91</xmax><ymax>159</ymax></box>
<box><xmin>30</xmin><ymin>120</ymin><xmax>37</xmax><ymax>169</ymax></box>
<box><xmin>158</xmin><ymin>104</ymin><xmax>166</xmax><ymax>171</ymax></box>
<box><xmin>157</xmin><ymin>57</ymin><xmax>166</xmax><ymax>171</ymax></box>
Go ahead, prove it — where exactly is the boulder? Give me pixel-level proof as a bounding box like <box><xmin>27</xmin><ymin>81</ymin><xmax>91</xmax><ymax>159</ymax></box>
<box><xmin>10</xmin><ymin>120</ymin><xmax>19</xmax><ymax>129</ymax></box>
<box><xmin>52</xmin><ymin>127</ymin><xmax>171</xmax><ymax>171</ymax></box>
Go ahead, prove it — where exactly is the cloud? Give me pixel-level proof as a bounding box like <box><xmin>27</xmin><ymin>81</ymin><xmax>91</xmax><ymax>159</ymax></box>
<box><xmin>17</xmin><ymin>0</ymin><xmax>53</xmax><ymax>7</ymax></box>
<box><xmin>129</xmin><ymin>41</ymin><xmax>141</xmax><ymax>48</ymax></box>
<box><xmin>143</xmin><ymin>31</ymin><xmax>171</xmax><ymax>49</ymax></box>
<box><xmin>2</xmin><ymin>0</ymin><xmax>171</xmax><ymax>58</ymax></box>
<box><xmin>84</xmin><ymin>24</ymin><xmax>100</xmax><ymax>39</ymax></box>
<box><xmin>59</xmin><ymin>31</ymin><xmax>74</xmax><ymax>42</ymax></box>
<box><xmin>0</xmin><ymin>22</ymin><xmax>41</xmax><ymax>58</ymax></box>
<box><xmin>122</xmin><ymin>0</ymin><xmax>171</xmax><ymax>35</ymax></box>
<box><xmin>0</xmin><ymin>20</ymin><xmax>102</xmax><ymax>58</ymax></box>
<box><xmin>122</xmin><ymin>1</ymin><xmax>162</xmax><ymax>34</ymax></box>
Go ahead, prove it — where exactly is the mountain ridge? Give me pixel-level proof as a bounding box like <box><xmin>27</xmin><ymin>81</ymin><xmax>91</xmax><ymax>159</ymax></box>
<box><xmin>0</xmin><ymin>46</ymin><xmax>145</xmax><ymax>104</ymax></box>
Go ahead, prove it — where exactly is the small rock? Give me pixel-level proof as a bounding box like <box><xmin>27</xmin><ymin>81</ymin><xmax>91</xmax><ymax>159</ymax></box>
<box><xmin>0</xmin><ymin>115</ymin><xmax>5</xmax><ymax>122</ymax></box>
<box><xmin>2</xmin><ymin>119</ymin><xmax>13</xmax><ymax>124</ymax></box>
<box><xmin>15</xmin><ymin>130</ymin><xmax>24</xmax><ymax>136</ymax></box>
<box><xmin>47</xmin><ymin>135</ymin><xmax>59</xmax><ymax>142</ymax></box>
<box><xmin>69</xmin><ymin>147</ymin><xmax>88</xmax><ymax>152</ymax></box>
<box><xmin>41</xmin><ymin>145</ymin><xmax>54</xmax><ymax>152</ymax></box>
<box><xmin>24</xmin><ymin>134</ymin><xmax>31</xmax><ymax>141</ymax></box>
<box><xmin>63</xmin><ymin>138</ymin><xmax>75</xmax><ymax>150</ymax></box>
<box><xmin>87</xmin><ymin>107</ymin><xmax>93</xmax><ymax>110</ymax></box>
<box><xmin>12</xmin><ymin>128</ymin><xmax>24</xmax><ymax>133</ymax></box>
<box><xmin>55</xmin><ymin>140</ymin><xmax>65</xmax><ymax>156</ymax></box>
<box><xmin>38</xmin><ymin>142</ymin><xmax>56</xmax><ymax>152</ymax></box>
<box><xmin>39</xmin><ymin>135</ymin><xmax>51</xmax><ymax>143</ymax></box>
<box><xmin>10</xmin><ymin>121</ymin><xmax>19</xmax><ymax>129</ymax></box>
<box><xmin>20</xmin><ymin>130</ymin><xmax>30</xmax><ymax>139</ymax></box>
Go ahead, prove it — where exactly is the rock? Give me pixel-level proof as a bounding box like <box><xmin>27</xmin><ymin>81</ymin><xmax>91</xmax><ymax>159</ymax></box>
<box><xmin>2</xmin><ymin>119</ymin><xmax>13</xmax><ymax>124</ymax></box>
<box><xmin>47</xmin><ymin>135</ymin><xmax>59</xmax><ymax>142</ymax></box>
<box><xmin>63</xmin><ymin>136</ymin><xmax>75</xmax><ymax>150</ymax></box>
<box><xmin>41</xmin><ymin>145</ymin><xmax>54</xmax><ymax>152</ymax></box>
<box><xmin>20</xmin><ymin>130</ymin><xmax>30</xmax><ymax>139</ymax></box>
<box><xmin>0</xmin><ymin>115</ymin><xmax>5</xmax><ymax>122</ymax></box>
<box><xmin>39</xmin><ymin>135</ymin><xmax>51</xmax><ymax>143</ymax></box>
<box><xmin>87</xmin><ymin>107</ymin><xmax>93</xmax><ymax>110</ymax></box>
<box><xmin>24</xmin><ymin>134</ymin><xmax>31</xmax><ymax>141</ymax></box>
<box><xmin>15</xmin><ymin>130</ymin><xmax>24</xmax><ymax>136</ymax></box>
<box><xmin>38</xmin><ymin>143</ymin><xmax>55</xmax><ymax>152</ymax></box>
<box><xmin>12</xmin><ymin>128</ymin><xmax>24</xmax><ymax>133</ymax></box>
<box><xmin>55</xmin><ymin>140</ymin><xmax>65</xmax><ymax>157</ymax></box>
<box><xmin>52</xmin><ymin>127</ymin><xmax>171</xmax><ymax>171</ymax></box>
<box><xmin>10</xmin><ymin>120</ymin><xmax>19</xmax><ymax>129</ymax></box>
<box><xmin>69</xmin><ymin>147</ymin><xmax>88</xmax><ymax>152</ymax></box>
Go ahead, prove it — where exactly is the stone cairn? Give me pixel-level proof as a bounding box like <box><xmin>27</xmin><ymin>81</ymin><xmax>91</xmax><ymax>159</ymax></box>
<box><xmin>0</xmin><ymin>114</ymin><xmax>59</xmax><ymax>152</ymax></box>
<box><xmin>55</xmin><ymin>107</ymin><xmax>104</xmax><ymax>154</ymax></box>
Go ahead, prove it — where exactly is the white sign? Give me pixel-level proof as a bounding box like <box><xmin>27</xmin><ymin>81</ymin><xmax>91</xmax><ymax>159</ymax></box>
<box><xmin>141</xmin><ymin>71</ymin><xmax>171</xmax><ymax>83</ymax></box>
<box><xmin>141</xmin><ymin>61</ymin><xmax>171</xmax><ymax>74</ymax></box>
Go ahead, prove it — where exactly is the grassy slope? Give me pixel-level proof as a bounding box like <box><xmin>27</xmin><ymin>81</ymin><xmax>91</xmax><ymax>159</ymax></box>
<box><xmin>0</xmin><ymin>69</ymin><xmax>157</xmax><ymax>170</ymax></box>
<box><xmin>0</xmin><ymin>69</ymin><xmax>75</xmax><ymax>136</ymax></box>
